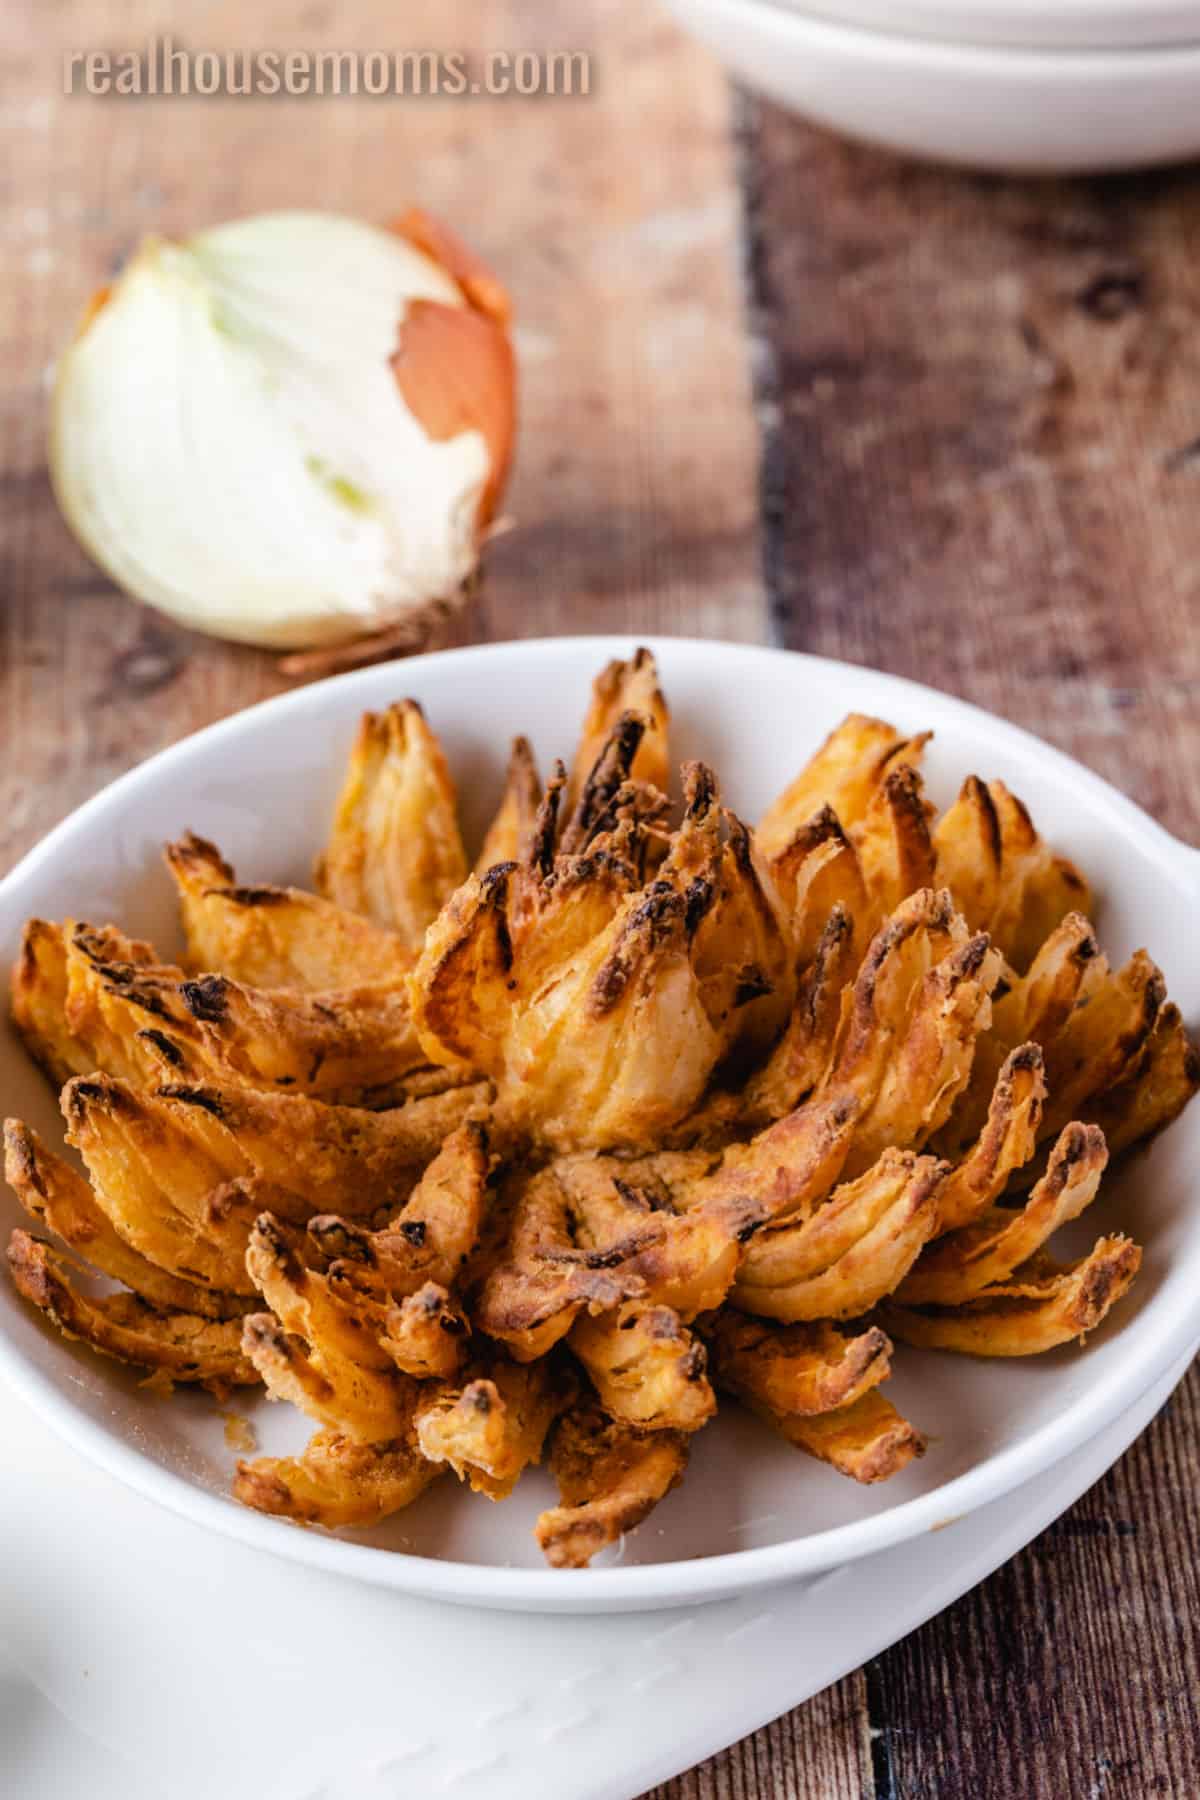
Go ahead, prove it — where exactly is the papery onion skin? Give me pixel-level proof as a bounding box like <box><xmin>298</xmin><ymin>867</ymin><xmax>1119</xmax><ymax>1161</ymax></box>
<box><xmin>50</xmin><ymin>210</ymin><xmax>517</xmax><ymax>651</ymax></box>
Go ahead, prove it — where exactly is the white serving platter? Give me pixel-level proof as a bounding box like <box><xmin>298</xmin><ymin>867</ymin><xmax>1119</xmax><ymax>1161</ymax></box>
<box><xmin>0</xmin><ymin>636</ymin><xmax>1197</xmax><ymax>1613</ymax></box>
<box><xmin>3</xmin><ymin>1342</ymin><xmax>1191</xmax><ymax>1799</ymax></box>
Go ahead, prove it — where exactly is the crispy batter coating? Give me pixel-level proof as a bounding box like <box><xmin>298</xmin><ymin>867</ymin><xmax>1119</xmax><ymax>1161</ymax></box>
<box><xmin>19</xmin><ymin>916</ymin><xmax>436</xmax><ymax>1107</ymax></box>
<box><xmin>897</xmin><ymin>1121</ymin><xmax>1107</xmax><ymax>1306</ymax></box>
<box><xmin>933</xmin><ymin>777</ymin><xmax>1091</xmax><ymax>970</ymax></box>
<box><xmin>152</xmin><ymin>970</ymin><xmax>431</xmax><ymax>1105</ymax></box>
<box><xmin>535</xmin><ymin>1402</ymin><xmax>689</xmax><ymax>1567</ymax></box>
<box><xmin>415</xmin><ymin>1358</ymin><xmax>573</xmax><ymax>1498</ymax></box>
<box><xmin>315</xmin><ymin>700</ymin><xmax>468</xmax><ymax>946</ymax></box>
<box><xmin>855</xmin><ymin>763</ymin><xmax>937</xmax><ymax>923</ymax></box>
<box><xmin>414</xmin><ymin>762</ymin><xmax>748</xmax><ymax>1148</ymax></box>
<box><xmin>945</xmin><ymin>934</ymin><xmax>1165</xmax><ymax>1163</ymax></box>
<box><xmin>936</xmin><ymin>912</ymin><xmax>1099</xmax><ymax>1156</ymax></box>
<box><xmin>745</xmin><ymin>1387</ymin><xmax>927</xmax><ymax>1483</ymax></box>
<box><xmin>11</xmin><ymin>919</ymin><xmax>186</xmax><ymax>1089</ymax></box>
<box><xmin>733</xmin><ymin>1148</ymin><xmax>946</xmax><ymax>1321</ymax></box>
<box><xmin>732</xmin><ymin>906</ymin><xmax>859</xmax><ymax>1126</ymax></box>
<box><xmin>768</xmin><ymin>809</ymin><xmax>871</xmax><ymax>968</ymax></box>
<box><xmin>475</xmin><ymin>736</ymin><xmax>542</xmax><ymax>874</ymax></box>
<box><xmin>4</xmin><ymin>1118</ymin><xmax>249</xmax><ymax>1320</ymax></box>
<box><xmin>306</xmin><ymin>1119</ymin><xmax>490</xmax><ymax>1290</ymax></box>
<box><xmin>60</xmin><ymin>1076</ymin><xmax>261</xmax><ymax>1296</ymax></box>
<box><xmin>379</xmin><ymin>1281</ymin><xmax>469</xmax><ymax>1379</ymax></box>
<box><xmin>822</xmin><ymin>892</ymin><xmax>1001</xmax><ymax>1179</ymax></box>
<box><xmin>706</xmin><ymin>1313</ymin><xmax>893</xmax><ymax>1418</ymax></box>
<box><xmin>569</xmin><ymin>1090</ymin><xmax>858</xmax><ymax>1318</ymax></box>
<box><xmin>757</xmin><ymin>714</ymin><xmax>930</xmax><ymax>862</ymax></box>
<box><xmin>571</xmin><ymin>1303</ymin><xmax>716</xmax><ymax>1431</ymax></box>
<box><xmin>166</xmin><ymin>831</ymin><xmax>409</xmax><ymax>989</ymax></box>
<box><xmin>64</xmin><ymin>1072</ymin><xmax>459</xmax><ymax>1243</ymax></box>
<box><xmin>1083</xmin><ymin>1003</ymin><xmax>1200</xmax><ymax>1158</ymax></box>
<box><xmin>6</xmin><ymin>1229</ymin><xmax>257</xmax><ymax>1384</ymax></box>
<box><xmin>7</xmin><ymin>655</ymin><xmax>1194</xmax><ymax>1563</ymax></box>
<box><xmin>934</xmin><ymin>1044</ymin><xmax>1046</xmax><ymax>1233</ymax></box>
<box><xmin>881</xmin><ymin>1234</ymin><xmax>1141</xmax><ymax>1355</ymax></box>
<box><xmin>561</xmin><ymin>648</ymin><xmax>670</xmax><ymax>830</ymax></box>
<box><xmin>475</xmin><ymin>1166</ymin><xmax>654</xmax><ymax>1361</ymax></box>
<box><xmin>235</xmin><ymin>1428</ymin><xmax>440</xmax><ymax>1528</ymax></box>
<box><xmin>244</xmin><ymin>1215</ymin><xmax>415</xmax><ymax>1441</ymax></box>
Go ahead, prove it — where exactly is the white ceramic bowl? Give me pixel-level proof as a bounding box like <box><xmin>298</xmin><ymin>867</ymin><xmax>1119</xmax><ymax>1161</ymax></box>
<box><xmin>1</xmin><ymin>636</ymin><xmax>1197</xmax><ymax>1614</ymax></box>
<box><xmin>766</xmin><ymin>0</ymin><xmax>1200</xmax><ymax>50</ymax></box>
<box><xmin>662</xmin><ymin>0</ymin><xmax>1200</xmax><ymax>173</ymax></box>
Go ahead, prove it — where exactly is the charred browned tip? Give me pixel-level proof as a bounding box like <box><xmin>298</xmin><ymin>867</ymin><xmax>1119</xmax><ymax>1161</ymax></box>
<box><xmin>241</xmin><ymin>1311</ymin><xmax>289</xmax><ymax>1353</ymax></box>
<box><xmin>7</xmin><ymin>1228</ymin><xmax>63</xmax><ymax>1311</ymax></box>
<box><xmin>182</xmin><ymin>974</ymin><xmax>230</xmax><ymax>1022</ymax></box>
<box><xmin>463</xmin><ymin>1378</ymin><xmax>496</xmax><ymax>1416</ymax></box>
<box><xmin>946</xmin><ymin>932</ymin><xmax>993</xmax><ymax>984</ymax></box>
<box><xmin>3</xmin><ymin>1120</ymin><xmax>43</xmax><ymax>1196</ymax></box>
<box><xmin>249</xmin><ymin>1212</ymin><xmax>302</xmax><ymax>1276</ymax></box>
<box><xmin>1073</xmin><ymin>1238</ymin><xmax>1142</xmax><ymax>1329</ymax></box>
<box><xmin>157</xmin><ymin>1084</ymin><xmax>227</xmax><ymax>1121</ymax></box>
<box><xmin>61</xmin><ymin>1072</ymin><xmax>134</xmax><ymax>1125</ymax></box>
<box><xmin>166</xmin><ymin>831</ymin><xmax>235</xmax><ymax>884</ymax></box>
<box><xmin>15</xmin><ymin>917</ymin><xmax>57</xmax><ymax>983</ymax></box>
<box><xmin>1029</xmin><ymin>1126</ymin><xmax>1108</xmax><ymax>1212</ymax></box>
<box><xmin>1004</xmin><ymin>1041</ymin><xmax>1046</xmax><ymax>1078</ymax></box>
<box><xmin>232</xmin><ymin>1463</ymin><xmax>295</xmax><ymax>1517</ymax></box>
<box><xmin>136</xmin><ymin>1028</ymin><xmax>187</xmax><ymax>1070</ymax></box>
<box><xmin>307</xmin><ymin>1215</ymin><xmax>374</xmax><ymax>1265</ymax></box>
<box><xmin>680</xmin><ymin>761</ymin><xmax>718</xmax><ymax>820</ymax></box>
<box><xmin>218</xmin><ymin>884</ymin><xmax>290</xmax><ymax>909</ymax></box>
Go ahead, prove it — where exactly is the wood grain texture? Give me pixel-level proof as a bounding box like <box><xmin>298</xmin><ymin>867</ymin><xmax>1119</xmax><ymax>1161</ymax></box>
<box><xmin>4</xmin><ymin>0</ymin><xmax>1200</xmax><ymax>1789</ymax></box>
<box><xmin>743</xmin><ymin>104</ymin><xmax>1200</xmax><ymax>847</ymax></box>
<box><xmin>0</xmin><ymin>0</ymin><xmax>764</xmax><ymax>874</ymax></box>
<box><xmin>644</xmin><ymin>102</ymin><xmax>1200</xmax><ymax>1800</ymax></box>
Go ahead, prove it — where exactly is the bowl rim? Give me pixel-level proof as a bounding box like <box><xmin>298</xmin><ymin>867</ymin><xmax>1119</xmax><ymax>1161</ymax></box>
<box><xmin>1</xmin><ymin>633</ymin><xmax>1197</xmax><ymax>1609</ymax></box>
<box><xmin>674</xmin><ymin>0</ymin><xmax>1200</xmax><ymax>65</ymax></box>
<box><xmin>741</xmin><ymin>0</ymin><xmax>1200</xmax><ymax>54</ymax></box>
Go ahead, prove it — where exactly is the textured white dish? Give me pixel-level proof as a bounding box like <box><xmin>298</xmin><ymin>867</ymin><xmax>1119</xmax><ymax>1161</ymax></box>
<box><xmin>662</xmin><ymin>0</ymin><xmax>1200</xmax><ymax>174</ymax></box>
<box><xmin>4</xmin><ymin>1342</ymin><xmax>1190</xmax><ymax>1800</ymax></box>
<box><xmin>0</xmin><ymin>635</ymin><xmax>1197</xmax><ymax>1614</ymax></box>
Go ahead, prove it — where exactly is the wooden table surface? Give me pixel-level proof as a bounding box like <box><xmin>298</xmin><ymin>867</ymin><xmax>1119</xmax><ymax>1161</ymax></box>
<box><xmin>3</xmin><ymin>4</ymin><xmax>1199</xmax><ymax>1795</ymax></box>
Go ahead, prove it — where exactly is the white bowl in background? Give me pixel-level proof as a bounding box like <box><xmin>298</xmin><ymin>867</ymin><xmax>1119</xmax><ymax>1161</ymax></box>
<box><xmin>662</xmin><ymin>0</ymin><xmax>1200</xmax><ymax>173</ymax></box>
<box><xmin>767</xmin><ymin>0</ymin><xmax>1200</xmax><ymax>50</ymax></box>
<box><xmin>1</xmin><ymin>636</ymin><xmax>1198</xmax><ymax>1613</ymax></box>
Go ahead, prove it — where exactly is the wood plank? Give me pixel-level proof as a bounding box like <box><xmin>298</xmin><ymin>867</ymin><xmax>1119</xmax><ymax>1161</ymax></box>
<box><xmin>0</xmin><ymin>0</ymin><xmax>765</xmax><ymax>876</ymax></box>
<box><xmin>743</xmin><ymin>98</ymin><xmax>1200</xmax><ymax>1800</ymax></box>
<box><xmin>745</xmin><ymin>105</ymin><xmax>1200</xmax><ymax>846</ymax></box>
<box><xmin>641</xmin><ymin>1674</ymin><xmax>873</xmax><ymax>1799</ymax></box>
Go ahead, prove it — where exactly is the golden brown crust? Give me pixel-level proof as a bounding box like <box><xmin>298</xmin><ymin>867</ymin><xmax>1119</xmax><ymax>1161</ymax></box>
<box><xmin>707</xmin><ymin>1313</ymin><xmax>893</xmax><ymax>1418</ymax></box>
<box><xmin>235</xmin><ymin>1427</ymin><xmax>440</xmax><ymax>1527</ymax></box>
<box><xmin>535</xmin><ymin>1402</ymin><xmax>689</xmax><ymax>1567</ymax></box>
<box><xmin>898</xmin><ymin>1120</ymin><xmax>1107</xmax><ymax>1306</ymax></box>
<box><xmin>414</xmin><ymin>1358</ymin><xmax>573</xmax><ymax>1499</ymax></box>
<box><xmin>165</xmin><ymin>831</ymin><xmax>410</xmax><ymax>989</ymax></box>
<box><xmin>475</xmin><ymin>736</ymin><xmax>542</xmax><ymax>874</ymax></box>
<box><xmin>881</xmin><ymin>1234</ymin><xmax>1141</xmax><ymax>1355</ymax></box>
<box><xmin>4</xmin><ymin>1118</ymin><xmax>249</xmax><ymax>1320</ymax></box>
<box><xmin>571</xmin><ymin>1303</ymin><xmax>716</xmax><ymax>1431</ymax></box>
<box><xmin>745</xmin><ymin>1387</ymin><xmax>926</xmax><ymax>1484</ymax></box>
<box><xmin>562</xmin><ymin>649</ymin><xmax>670</xmax><ymax>830</ymax></box>
<box><xmin>316</xmin><ymin>701</ymin><xmax>468</xmax><ymax>945</ymax></box>
<box><xmin>6</xmin><ymin>1229</ymin><xmax>257</xmax><ymax>1385</ymax></box>
<box><xmin>757</xmin><ymin>714</ymin><xmax>929</xmax><ymax>862</ymax></box>
<box><xmin>733</xmin><ymin>1149</ymin><xmax>945</xmax><ymax>1322</ymax></box>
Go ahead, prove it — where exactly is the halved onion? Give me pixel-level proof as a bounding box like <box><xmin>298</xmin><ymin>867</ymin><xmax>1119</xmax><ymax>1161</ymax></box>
<box><xmin>50</xmin><ymin>208</ymin><xmax>516</xmax><ymax>653</ymax></box>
